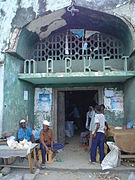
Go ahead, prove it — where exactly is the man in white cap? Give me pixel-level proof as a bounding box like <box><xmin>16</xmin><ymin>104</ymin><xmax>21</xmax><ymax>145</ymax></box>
<box><xmin>18</xmin><ymin>119</ymin><xmax>35</xmax><ymax>142</ymax></box>
<box><xmin>40</xmin><ymin>120</ymin><xmax>54</xmax><ymax>167</ymax></box>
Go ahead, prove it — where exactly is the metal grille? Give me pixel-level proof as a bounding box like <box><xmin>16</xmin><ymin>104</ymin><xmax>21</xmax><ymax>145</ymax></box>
<box><xmin>33</xmin><ymin>31</ymin><xmax>124</xmax><ymax>61</ymax></box>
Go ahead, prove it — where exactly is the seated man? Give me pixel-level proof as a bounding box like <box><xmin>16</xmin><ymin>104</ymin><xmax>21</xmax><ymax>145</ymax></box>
<box><xmin>40</xmin><ymin>120</ymin><xmax>64</xmax><ymax>168</ymax></box>
<box><xmin>40</xmin><ymin>120</ymin><xmax>53</xmax><ymax>168</ymax></box>
<box><xmin>18</xmin><ymin>119</ymin><xmax>35</xmax><ymax>142</ymax></box>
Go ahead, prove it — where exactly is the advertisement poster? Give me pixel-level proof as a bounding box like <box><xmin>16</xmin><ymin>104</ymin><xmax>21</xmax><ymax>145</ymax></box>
<box><xmin>104</xmin><ymin>88</ymin><xmax>123</xmax><ymax>111</ymax></box>
<box><xmin>111</xmin><ymin>94</ymin><xmax>123</xmax><ymax>111</ymax></box>
<box><xmin>39</xmin><ymin>94</ymin><xmax>50</xmax><ymax>112</ymax></box>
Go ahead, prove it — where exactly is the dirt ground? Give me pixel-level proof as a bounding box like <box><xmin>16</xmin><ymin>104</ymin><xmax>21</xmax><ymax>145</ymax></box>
<box><xmin>37</xmin><ymin>170</ymin><xmax>133</xmax><ymax>180</ymax></box>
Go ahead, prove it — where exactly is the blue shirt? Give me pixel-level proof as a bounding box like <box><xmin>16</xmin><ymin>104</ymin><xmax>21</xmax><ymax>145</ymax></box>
<box><xmin>18</xmin><ymin>126</ymin><xmax>32</xmax><ymax>141</ymax></box>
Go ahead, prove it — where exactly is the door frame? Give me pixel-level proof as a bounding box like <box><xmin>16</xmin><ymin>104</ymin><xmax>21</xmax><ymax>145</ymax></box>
<box><xmin>52</xmin><ymin>86</ymin><xmax>104</xmax><ymax>142</ymax></box>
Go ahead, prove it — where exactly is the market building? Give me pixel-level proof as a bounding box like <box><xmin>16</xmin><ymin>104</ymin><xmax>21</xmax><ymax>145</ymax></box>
<box><xmin>0</xmin><ymin>0</ymin><xmax>135</xmax><ymax>143</ymax></box>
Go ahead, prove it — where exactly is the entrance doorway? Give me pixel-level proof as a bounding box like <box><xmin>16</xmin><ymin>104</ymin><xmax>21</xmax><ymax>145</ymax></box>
<box><xmin>55</xmin><ymin>87</ymin><xmax>103</xmax><ymax>143</ymax></box>
<box><xmin>65</xmin><ymin>90</ymin><xmax>98</xmax><ymax>132</ymax></box>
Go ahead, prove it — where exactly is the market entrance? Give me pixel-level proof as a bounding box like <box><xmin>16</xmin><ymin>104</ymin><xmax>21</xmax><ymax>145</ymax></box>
<box><xmin>65</xmin><ymin>90</ymin><xmax>98</xmax><ymax>133</ymax></box>
<box><xmin>56</xmin><ymin>87</ymin><xmax>103</xmax><ymax>143</ymax></box>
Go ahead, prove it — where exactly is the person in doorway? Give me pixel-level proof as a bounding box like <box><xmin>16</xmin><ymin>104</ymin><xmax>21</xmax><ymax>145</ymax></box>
<box><xmin>40</xmin><ymin>120</ymin><xmax>64</xmax><ymax>168</ymax></box>
<box><xmin>100</xmin><ymin>104</ymin><xmax>105</xmax><ymax>114</ymax></box>
<box><xmin>90</xmin><ymin>105</ymin><xmax>109</xmax><ymax>164</ymax></box>
<box><xmin>81</xmin><ymin>106</ymin><xmax>95</xmax><ymax>150</ymax></box>
<box><xmin>69</xmin><ymin>104</ymin><xmax>80</xmax><ymax>130</ymax></box>
<box><xmin>18</xmin><ymin>119</ymin><xmax>35</xmax><ymax>142</ymax></box>
<box><xmin>80</xmin><ymin>106</ymin><xmax>94</xmax><ymax>147</ymax></box>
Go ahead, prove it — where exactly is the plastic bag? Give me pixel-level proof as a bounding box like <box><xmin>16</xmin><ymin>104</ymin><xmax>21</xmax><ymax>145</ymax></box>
<box><xmin>126</xmin><ymin>120</ymin><xmax>134</xmax><ymax>129</ymax></box>
<box><xmin>128</xmin><ymin>172</ymin><xmax>135</xmax><ymax>180</ymax></box>
<box><xmin>101</xmin><ymin>142</ymin><xmax>119</xmax><ymax>170</ymax></box>
<box><xmin>65</xmin><ymin>121</ymin><xmax>74</xmax><ymax>137</ymax></box>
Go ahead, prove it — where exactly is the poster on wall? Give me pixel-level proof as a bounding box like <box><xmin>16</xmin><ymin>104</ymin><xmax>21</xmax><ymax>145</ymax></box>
<box><xmin>111</xmin><ymin>93</ymin><xmax>123</xmax><ymax>111</ymax></box>
<box><xmin>24</xmin><ymin>91</ymin><xmax>28</xmax><ymax>101</ymax></box>
<box><xmin>104</xmin><ymin>97</ymin><xmax>112</xmax><ymax>110</ymax></box>
<box><xmin>104</xmin><ymin>88</ymin><xmax>123</xmax><ymax>111</ymax></box>
<box><xmin>104</xmin><ymin>89</ymin><xmax>114</xmax><ymax>97</ymax></box>
<box><xmin>39</xmin><ymin>94</ymin><xmax>50</xmax><ymax>112</ymax></box>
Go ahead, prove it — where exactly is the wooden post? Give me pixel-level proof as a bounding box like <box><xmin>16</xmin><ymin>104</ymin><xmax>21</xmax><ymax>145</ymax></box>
<box><xmin>28</xmin><ymin>153</ymin><xmax>33</xmax><ymax>173</ymax></box>
<box><xmin>3</xmin><ymin>158</ymin><xmax>8</xmax><ymax>165</ymax></box>
<box><xmin>33</xmin><ymin>149</ymin><xmax>37</xmax><ymax>168</ymax></box>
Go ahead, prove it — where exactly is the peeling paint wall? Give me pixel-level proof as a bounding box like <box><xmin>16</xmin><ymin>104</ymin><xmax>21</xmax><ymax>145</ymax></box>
<box><xmin>1</xmin><ymin>0</ymin><xmax>135</xmax><ymax>60</ymax></box>
<box><xmin>3</xmin><ymin>54</ymin><xmax>34</xmax><ymax>134</ymax></box>
<box><xmin>104</xmin><ymin>88</ymin><xmax>124</xmax><ymax>126</ymax></box>
<box><xmin>26</xmin><ymin>8</ymin><xmax>67</xmax><ymax>40</ymax></box>
<box><xmin>34</xmin><ymin>88</ymin><xmax>52</xmax><ymax>129</ymax></box>
<box><xmin>76</xmin><ymin>0</ymin><xmax>135</xmax><ymax>13</ymax></box>
<box><xmin>0</xmin><ymin>0</ymin><xmax>71</xmax><ymax>60</ymax></box>
<box><xmin>0</xmin><ymin>64</ymin><xmax>4</xmax><ymax>137</ymax></box>
<box><xmin>19</xmin><ymin>0</ymin><xmax>39</xmax><ymax>16</ymax></box>
<box><xmin>46</xmin><ymin>0</ymin><xmax>71</xmax><ymax>11</ymax></box>
<box><xmin>0</xmin><ymin>0</ymin><xmax>135</xmax><ymax>134</ymax></box>
<box><xmin>112</xmin><ymin>2</ymin><xmax>135</xmax><ymax>26</ymax></box>
<box><xmin>0</xmin><ymin>0</ymin><xmax>18</xmax><ymax>60</ymax></box>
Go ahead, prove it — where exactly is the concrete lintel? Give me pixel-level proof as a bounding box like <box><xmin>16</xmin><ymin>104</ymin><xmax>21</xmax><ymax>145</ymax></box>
<box><xmin>18</xmin><ymin>71</ymin><xmax>135</xmax><ymax>85</ymax></box>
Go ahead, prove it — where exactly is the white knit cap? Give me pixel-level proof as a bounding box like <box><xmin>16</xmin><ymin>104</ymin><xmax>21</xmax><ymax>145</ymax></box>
<box><xmin>43</xmin><ymin>120</ymin><xmax>50</xmax><ymax>126</ymax></box>
<box><xmin>20</xmin><ymin>119</ymin><xmax>26</xmax><ymax>123</ymax></box>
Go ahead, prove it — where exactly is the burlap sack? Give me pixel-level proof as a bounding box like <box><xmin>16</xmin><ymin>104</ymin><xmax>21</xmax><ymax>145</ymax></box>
<box><xmin>106</xmin><ymin>127</ymin><xmax>135</xmax><ymax>153</ymax></box>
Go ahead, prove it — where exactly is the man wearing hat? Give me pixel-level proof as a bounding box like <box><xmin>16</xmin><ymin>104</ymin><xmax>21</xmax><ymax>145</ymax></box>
<box><xmin>18</xmin><ymin>119</ymin><xmax>35</xmax><ymax>142</ymax></box>
<box><xmin>90</xmin><ymin>105</ymin><xmax>109</xmax><ymax>164</ymax></box>
<box><xmin>40</xmin><ymin>120</ymin><xmax>54</xmax><ymax>167</ymax></box>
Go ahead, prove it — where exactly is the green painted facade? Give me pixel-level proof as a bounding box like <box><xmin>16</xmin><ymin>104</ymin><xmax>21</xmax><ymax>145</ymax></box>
<box><xmin>3</xmin><ymin>54</ymin><xmax>35</xmax><ymax>134</ymax></box>
<box><xmin>1</xmin><ymin>2</ymin><xmax>135</xmax><ymax>134</ymax></box>
<box><xmin>16</xmin><ymin>28</ymin><xmax>39</xmax><ymax>59</ymax></box>
<box><xmin>104</xmin><ymin>85</ymin><xmax>125</xmax><ymax>126</ymax></box>
<box><xmin>124</xmin><ymin>77</ymin><xmax>135</xmax><ymax>125</ymax></box>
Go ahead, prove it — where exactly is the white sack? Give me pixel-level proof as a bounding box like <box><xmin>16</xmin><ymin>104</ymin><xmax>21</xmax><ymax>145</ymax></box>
<box><xmin>101</xmin><ymin>142</ymin><xmax>119</xmax><ymax>170</ymax></box>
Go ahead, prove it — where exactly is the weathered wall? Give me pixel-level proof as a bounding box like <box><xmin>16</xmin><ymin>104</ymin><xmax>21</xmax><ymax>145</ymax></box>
<box><xmin>0</xmin><ymin>0</ymin><xmax>71</xmax><ymax>60</ymax></box>
<box><xmin>104</xmin><ymin>87</ymin><xmax>124</xmax><ymax>126</ymax></box>
<box><xmin>16</xmin><ymin>28</ymin><xmax>39</xmax><ymax>59</ymax></box>
<box><xmin>0</xmin><ymin>64</ymin><xmax>4</xmax><ymax>137</ymax></box>
<box><xmin>124</xmin><ymin>78</ymin><xmax>135</xmax><ymax>124</ymax></box>
<box><xmin>3</xmin><ymin>54</ymin><xmax>34</xmax><ymax>134</ymax></box>
<box><xmin>0</xmin><ymin>0</ymin><xmax>135</xmax><ymax>133</ymax></box>
<box><xmin>76</xmin><ymin>0</ymin><xmax>135</xmax><ymax>13</ymax></box>
<box><xmin>0</xmin><ymin>0</ymin><xmax>135</xmax><ymax>60</ymax></box>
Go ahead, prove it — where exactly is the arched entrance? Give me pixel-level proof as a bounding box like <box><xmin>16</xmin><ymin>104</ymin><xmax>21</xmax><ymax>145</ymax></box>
<box><xmin>14</xmin><ymin>5</ymin><xmax>135</xmax><ymax>142</ymax></box>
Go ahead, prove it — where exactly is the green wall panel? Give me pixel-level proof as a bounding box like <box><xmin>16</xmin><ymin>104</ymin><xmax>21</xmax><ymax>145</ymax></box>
<box><xmin>3</xmin><ymin>54</ymin><xmax>35</xmax><ymax>134</ymax></box>
<box><xmin>104</xmin><ymin>85</ymin><xmax>125</xmax><ymax>126</ymax></box>
<box><xmin>124</xmin><ymin>78</ymin><xmax>135</xmax><ymax>125</ymax></box>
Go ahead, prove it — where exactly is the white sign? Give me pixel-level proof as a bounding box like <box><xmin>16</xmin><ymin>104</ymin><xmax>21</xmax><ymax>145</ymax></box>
<box><xmin>105</xmin><ymin>89</ymin><xmax>114</xmax><ymax>97</ymax></box>
<box><xmin>24</xmin><ymin>91</ymin><xmax>28</xmax><ymax>101</ymax></box>
<box><xmin>104</xmin><ymin>97</ymin><xmax>112</xmax><ymax>110</ymax></box>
